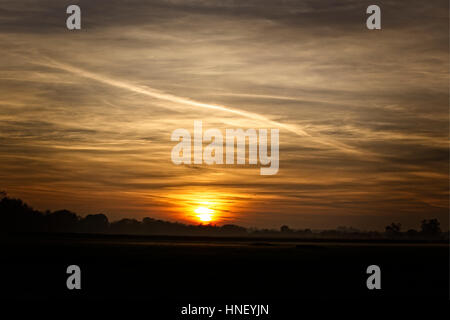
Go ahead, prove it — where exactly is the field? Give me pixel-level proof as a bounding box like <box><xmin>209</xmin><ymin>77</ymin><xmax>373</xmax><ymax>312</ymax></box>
<box><xmin>1</xmin><ymin>233</ymin><xmax>448</xmax><ymax>306</ymax></box>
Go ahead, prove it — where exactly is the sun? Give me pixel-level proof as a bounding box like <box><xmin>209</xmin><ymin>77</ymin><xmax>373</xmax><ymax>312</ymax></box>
<box><xmin>194</xmin><ymin>206</ymin><xmax>214</xmax><ymax>222</ymax></box>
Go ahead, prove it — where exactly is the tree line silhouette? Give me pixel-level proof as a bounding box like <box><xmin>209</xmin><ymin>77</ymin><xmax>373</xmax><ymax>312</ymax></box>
<box><xmin>0</xmin><ymin>192</ymin><xmax>446</xmax><ymax>239</ymax></box>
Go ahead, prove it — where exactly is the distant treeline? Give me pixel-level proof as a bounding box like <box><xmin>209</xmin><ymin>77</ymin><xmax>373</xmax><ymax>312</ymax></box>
<box><xmin>0</xmin><ymin>193</ymin><xmax>446</xmax><ymax>239</ymax></box>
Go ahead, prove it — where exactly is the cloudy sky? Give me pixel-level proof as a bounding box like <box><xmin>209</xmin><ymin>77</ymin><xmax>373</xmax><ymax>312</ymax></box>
<box><xmin>0</xmin><ymin>0</ymin><xmax>448</xmax><ymax>230</ymax></box>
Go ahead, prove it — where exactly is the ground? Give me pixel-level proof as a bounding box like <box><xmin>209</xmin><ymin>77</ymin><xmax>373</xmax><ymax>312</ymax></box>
<box><xmin>1</xmin><ymin>233</ymin><xmax>448</xmax><ymax>308</ymax></box>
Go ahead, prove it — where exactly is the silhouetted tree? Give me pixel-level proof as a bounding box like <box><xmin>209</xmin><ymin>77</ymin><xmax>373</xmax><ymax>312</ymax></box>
<box><xmin>80</xmin><ymin>214</ymin><xmax>109</xmax><ymax>233</ymax></box>
<box><xmin>0</xmin><ymin>196</ymin><xmax>44</xmax><ymax>232</ymax></box>
<box><xmin>420</xmin><ymin>219</ymin><xmax>441</xmax><ymax>237</ymax></box>
<box><xmin>385</xmin><ymin>223</ymin><xmax>401</xmax><ymax>237</ymax></box>
<box><xmin>46</xmin><ymin>210</ymin><xmax>79</xmax><ymax>233</ymax></box>
<box><xmin>0</xmin><ymin>194</ymin><xmax>444</xmax><ymax>240</ymax></box>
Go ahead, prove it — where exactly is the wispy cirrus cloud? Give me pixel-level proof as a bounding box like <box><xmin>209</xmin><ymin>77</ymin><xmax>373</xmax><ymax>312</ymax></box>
<box><xmin>0</xmin><ymin>0</ymin><xmax>448</xmax><ymax>230</ymax></box>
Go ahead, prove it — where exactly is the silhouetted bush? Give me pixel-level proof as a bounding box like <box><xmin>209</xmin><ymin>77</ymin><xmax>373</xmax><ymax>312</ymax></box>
<box><xmin>221</xmin><ymin>224</ymin><xmax>247</xmax><ymax>235</ymax></box>
<box><xmin>110</xmin><ymin>218</ymin><xmax>142</xmax><ymax>234</ymax></box>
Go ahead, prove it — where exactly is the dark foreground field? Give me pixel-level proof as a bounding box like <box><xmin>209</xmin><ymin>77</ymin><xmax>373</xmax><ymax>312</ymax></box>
<box><xmin>1</xmin><ymin>233</ymin><xmax>448</xmax><ymax>306</ymax></box>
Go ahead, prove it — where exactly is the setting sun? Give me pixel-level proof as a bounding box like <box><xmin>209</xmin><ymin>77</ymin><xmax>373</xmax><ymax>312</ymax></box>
<box><xmin>194</xmin><ymin>207</ymin><xmax>214</xmax><ymax>222</ymax></box>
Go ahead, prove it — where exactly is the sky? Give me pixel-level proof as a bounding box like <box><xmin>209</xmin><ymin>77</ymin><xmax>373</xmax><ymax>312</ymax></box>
<box><xmin>0</xmin><ymin>0</ymin><xmax>448</xmax><ymax>230</ymax></box>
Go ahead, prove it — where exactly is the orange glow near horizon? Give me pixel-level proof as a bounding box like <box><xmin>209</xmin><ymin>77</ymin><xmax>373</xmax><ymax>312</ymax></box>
<box><xmin>159</xmin><ymin>190</ymin><xmax>243</xmax><ymax>225</ymax></box>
